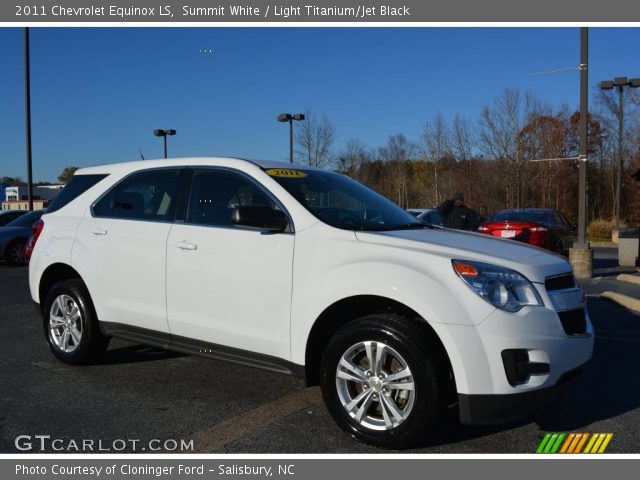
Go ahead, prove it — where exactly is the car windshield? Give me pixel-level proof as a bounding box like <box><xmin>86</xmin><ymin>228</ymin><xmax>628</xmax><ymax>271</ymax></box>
<box><xmin>418</xmin><ymin>210</ymin><xmax>444</xmax><ymax>226</ymax></box>
<box><xmin>266</xmin><ymin>168</ymin><xmax>424</xmax><ymax>231</ymax></box>
<box><xmin>5</xmin><ymin>210</ymin><xmax>44</xmax><ymax>228</ymax></box>
<box><xmin>489</xmin><ymin>210</ymin><xmax>549</xmax><ymax>224</ymax></box>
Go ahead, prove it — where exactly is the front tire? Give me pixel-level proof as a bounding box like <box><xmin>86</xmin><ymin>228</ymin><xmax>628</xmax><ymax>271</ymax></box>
<box><xmin>320</xmin><ymin>314</ymin><xmax>446</xmax><ymax>449</ymax></box>
<box><xmin>42</xmin><ymin>279</ymin><xmax>109</xmax><ymax>365</ymax></box>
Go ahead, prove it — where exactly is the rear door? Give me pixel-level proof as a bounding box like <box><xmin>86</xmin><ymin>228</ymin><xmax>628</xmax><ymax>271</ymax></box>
<box><xmin>165</xmin><ymin>168</ymin><xmax>294</xmax><ymax>360</ymax></box>
<box><xmin>74</xmin><ymin>168</ymin><xmax>181</xmax><ymax>333</ymax></box>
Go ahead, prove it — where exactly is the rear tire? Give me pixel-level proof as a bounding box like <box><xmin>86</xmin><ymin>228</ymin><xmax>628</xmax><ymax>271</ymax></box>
<box><xmin>320</xmin><ymin>314</ymin><xmax>446</xmax><ymax>449</ymax></box>
<box><xmin>42</xmin><ymin>279</ymin><xmax>109</xmax><ymax>365</ymax></box>
<box><xmin>4</xmin><ymin>239</ymin><xmax>26</xmax><ymax>266</ymax></box>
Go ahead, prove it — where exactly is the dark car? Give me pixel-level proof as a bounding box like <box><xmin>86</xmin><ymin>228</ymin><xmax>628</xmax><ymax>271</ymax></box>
<box><xmin>0</xmin><ymin>209</ymin><xmax>45</xmax><ymax>265</ymax></box>
<box><xmin>407</xmin><ymin>208</ymin><xmax>444</xmax><ymax>227</ymax></box>
<box><xmin>478</xmin><ymin>208</ymin><xmax>576</xmax><ymax>255</ymax></box>
<box><xmin>0</xmin><ymin>210</ymin><xmax>28</xmax><ymax>227</ymax></box>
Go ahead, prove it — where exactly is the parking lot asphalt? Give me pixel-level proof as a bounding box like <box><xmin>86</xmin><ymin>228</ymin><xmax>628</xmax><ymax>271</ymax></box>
<box><xmin>1</xmin><ymin>247</ymin><xmax>639</xmax><ymax>453</ymax></box>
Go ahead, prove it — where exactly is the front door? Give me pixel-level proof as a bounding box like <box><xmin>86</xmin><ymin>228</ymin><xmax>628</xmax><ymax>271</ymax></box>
<box><xmin>166</xmin><ymin>168</ymin><xmax>294</xmax><ymax>360</ymax></box>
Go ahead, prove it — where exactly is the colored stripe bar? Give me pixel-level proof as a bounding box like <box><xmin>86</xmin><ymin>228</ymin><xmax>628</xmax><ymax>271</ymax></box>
<box><xmin>544</xmin><ymin>434</ymin><xmax>560</xmax><ymax>453</ymax></box>
<box><xmin>559</xmin><ymin>434</ymin><xmax>575</xmax><ymax>454</ymax></box>
<box><xmin>575</xmin><ymin>433</ymin><xmax>590</xmax><ymax>453</ymax></box>
<box><xmin>592</xmin><ymin>433</ymin><xmax>607</xmax><ymax>453</ymax></box>
<box><xmin>550</xmin><ymin>433</ymin><xmax>566</xmax><ymax>453</ymax></box>
<box><xmin>567</xmin><ymin>433</ymin><xmax>583</xmax><ymax>453</ymax></box>
<box><xmin>537</xmin><ymin>433</ymin><xmax>553</xmax><ymax>454</ymax></box>
<box><xmin>585</xmin><ymin>433</ymin><xmax>605</xmax><ymax>453</ymax></box>
<box><xmin>597</xmin><ymin>434</ymin><xmax>613</xmax><ymax>453</ymax></box>
<box><xmin>539</xmin><ymin>432</ymin><xmax>613</xmax><ymax>454</ymax></box>
<box><xmin>584</xmin><ymin>433</ymin><xmax>598</xmax><ymax>453</ymax></box>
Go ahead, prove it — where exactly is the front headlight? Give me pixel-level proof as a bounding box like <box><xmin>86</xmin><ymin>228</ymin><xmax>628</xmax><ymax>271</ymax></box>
<box><xmin>452</xmin><ymin>260</ymin><xmax>543</xmax><ymax>312</ymax></box>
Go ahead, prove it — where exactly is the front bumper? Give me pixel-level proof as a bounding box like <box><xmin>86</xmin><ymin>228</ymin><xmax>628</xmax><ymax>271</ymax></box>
<box><xmin>458</xmin><ymin>363</ymin><xmax>586</xmax><ymax>425</ymax></box>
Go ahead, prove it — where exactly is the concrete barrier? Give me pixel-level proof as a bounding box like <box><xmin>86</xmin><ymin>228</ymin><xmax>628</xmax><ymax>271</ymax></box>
<box><xmin>569</xmin><ymin>247</ymin><xmax>593</xmax><ymax>279</ymax></box>
<box><xmin>619</xmin><ymin>228</ymin><xmax>639</xmax><ymax>267</ymax></box>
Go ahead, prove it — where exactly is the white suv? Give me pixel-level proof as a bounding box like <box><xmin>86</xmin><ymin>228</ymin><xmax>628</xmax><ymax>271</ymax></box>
<box><xmin>29</xmin><ymin>157</ymin><xmax>593</xmax><ymax>448</ymax></box>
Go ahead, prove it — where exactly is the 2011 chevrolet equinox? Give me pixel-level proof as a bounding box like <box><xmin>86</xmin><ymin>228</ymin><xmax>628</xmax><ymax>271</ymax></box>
<box><xmin>29</xmin><ymin>157</ymin><xmax>593</xmax><ymax>448</ymax></box>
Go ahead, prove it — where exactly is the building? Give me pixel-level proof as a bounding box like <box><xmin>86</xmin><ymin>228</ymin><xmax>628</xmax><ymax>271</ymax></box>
<box><xmin>0</xmin><ymin>182</ymin><xmax>10</xmax><ymax>203</ymax></box>
<box><xmin>2</xmin><ymin>184</ymin><xmax>64</xmax><ymax>211</ymax></box>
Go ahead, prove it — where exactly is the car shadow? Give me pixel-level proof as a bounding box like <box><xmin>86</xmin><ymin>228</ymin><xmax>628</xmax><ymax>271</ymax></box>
<box><xmin>409</xmin><ymin>296</ymin><xmax>640</xmax><ymax>450</ymax></box>
<box><xmin>591</xmin><ymin>253</ymin><xmax>637</xmax><ymax>276</ymax></box>
<box><xmin>99</xmin><ymin>343</ymin><xmax>185</xmax><ymax>365</ymax></box>
<box><xmin>593</xmin><ymin>257</ymin><xmax>619</xmax><ymax>269</ymax></box>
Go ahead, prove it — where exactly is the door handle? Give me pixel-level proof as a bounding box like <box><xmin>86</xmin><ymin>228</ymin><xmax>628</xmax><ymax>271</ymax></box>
<box><xmin>175</xmin><ymin>240</ymin><xmax>197</xmax><ymax>251</ymax></box>
<box><xmin>90</xmin><ymin>227</ymin><xmax>107</xmax><ymax>236</ymax></box>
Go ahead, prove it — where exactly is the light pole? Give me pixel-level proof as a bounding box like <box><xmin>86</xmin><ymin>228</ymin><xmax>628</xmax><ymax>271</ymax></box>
<box><xmin>277</xmin><ymin>113</ymin><xmax>305</xmax><ymax>163</ymax></box>
<box><xmin>154</xmin><ymin>129</ymin><xmax>176</xmax><ymax>159</ymax></box>
<box><xmin>600</xmin><ymin>77</ymin><xmax>640</xmax><ymax>234</ymax></box>
<box><xmin>24</xmin><ymin>28</ymin><xmax>33</xmax><ymax>211</ymax></box>
<box><xmin>566</xmin><ymin>28</ymin><xmax>592</xmax><ymax>278</ymax></box>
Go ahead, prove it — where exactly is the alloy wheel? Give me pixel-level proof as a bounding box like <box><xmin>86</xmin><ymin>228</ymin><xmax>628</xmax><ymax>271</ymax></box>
<box><xmin>335</xmin><ymin>340</ymin><xmax>415</xmax><ymax>431</ymax></box>
<box><xmin>48</xmin><ymin>294</ymin><xmax>83</xmax><ymax>353</ymax></box>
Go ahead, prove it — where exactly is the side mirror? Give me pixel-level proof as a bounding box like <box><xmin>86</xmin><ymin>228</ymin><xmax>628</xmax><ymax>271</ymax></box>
<box><xmin>231</xmin><ymin>206</ymin><xmax>288</xmax><ymax>233</ymax></box>
<box><xmin>572</xmin><ymin>223</ymin><xmax>578</xmax><ymax>231</ymax></box>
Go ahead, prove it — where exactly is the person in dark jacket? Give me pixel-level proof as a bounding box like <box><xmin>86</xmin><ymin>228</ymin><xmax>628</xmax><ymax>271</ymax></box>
<box><xmin>437</xmin><ymin>192</ymin><xmax>484</xmax><ymax>231</ymax></box>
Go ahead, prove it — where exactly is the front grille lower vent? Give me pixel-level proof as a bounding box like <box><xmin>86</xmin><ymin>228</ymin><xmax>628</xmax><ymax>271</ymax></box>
<box><xmin>558</xmin><ymin>308</ymin><xmax>587</xmax><ymax>336</ymax></box>
<box><xmin>545</xmin><ymin>274</ymin><xmax>576</xmax><ymax>292</ymax></box>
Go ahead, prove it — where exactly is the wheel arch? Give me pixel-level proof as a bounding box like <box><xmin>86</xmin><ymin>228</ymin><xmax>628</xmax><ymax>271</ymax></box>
<box><xmin>304</xmin><ymin>295</ymin><xmax>457</xmax><ymax>400</ymax></box>
<box><xmin>38</xmin><ymin>263</ymin><xmax>84</xmax><ymax>311</ymax></box>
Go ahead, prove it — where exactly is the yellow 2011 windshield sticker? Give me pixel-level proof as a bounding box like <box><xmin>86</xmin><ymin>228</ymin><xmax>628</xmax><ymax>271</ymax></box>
<box><xmin>265</xmin><ymin>168</ymin><xmax>307</xmax><ymax>178</ymax></box>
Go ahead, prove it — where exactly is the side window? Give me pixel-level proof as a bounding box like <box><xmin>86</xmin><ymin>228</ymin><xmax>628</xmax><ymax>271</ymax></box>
<box><xmin>553</xmin><ymin>212</ymin><xmax>566</xmax><ymax>228</ymax></box>
<box><xmin>560</xmin><ymin>213</ymin><xmax>572</xmax><ymax>228</ymax></box>
<box><xmin>186</xmin><ymin>170</ymin><xmax>277</xmax><ymax>227</ymax></box>
<box><xmin>93</xmin><ymin>169</ymin><xmax>180</xmax><ymax>221</ymax></box>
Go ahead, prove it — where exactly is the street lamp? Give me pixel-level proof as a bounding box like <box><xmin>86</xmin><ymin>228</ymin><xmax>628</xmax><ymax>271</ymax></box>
<box><xmin>277</xmin><ymin>113</ymin><xmax>305</xmax><ymax>163</ymax></box>
<box><xmin>600</xmin><ymin>77</ymin><xmax>640</xmax><ymax>234</ymax></box>
<box><xmin>154</xmin><ymin>129</ymin><xmax>176</xmax><ymax>159</ymax></box>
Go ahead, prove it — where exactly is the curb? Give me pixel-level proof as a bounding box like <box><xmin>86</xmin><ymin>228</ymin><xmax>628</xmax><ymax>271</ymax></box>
<box><xmin>590</xmin><ymin>242</ymin><xmax>617</xmax><ymax>248</ymax></box>
<box><xmin>617</xmin><ymin>273</ymin><xmax>640</xmax><ymax>285</ymax></box>
<box><xmin>600</xmin><ymin>291</ymin><xmax>640</xmax><ymax>313</ymax></box>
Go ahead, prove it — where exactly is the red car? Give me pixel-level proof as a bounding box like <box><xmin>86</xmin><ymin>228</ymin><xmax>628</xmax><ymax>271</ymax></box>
<box><xmin>478</xmin><ymin>208</ymin><xmax>576</xmax><ymax>255</ymax></box>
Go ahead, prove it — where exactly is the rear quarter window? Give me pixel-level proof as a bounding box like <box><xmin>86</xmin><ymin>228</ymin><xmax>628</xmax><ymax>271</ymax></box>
<box><xmin>46</xmin><ymin>174</ymin><xmax>109</xmax><ymax>213</ymax></box>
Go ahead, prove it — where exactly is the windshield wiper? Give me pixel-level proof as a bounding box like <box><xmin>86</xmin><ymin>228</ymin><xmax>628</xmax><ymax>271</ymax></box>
<box><xmin>381</xmin><ymin>223</ymin><xmax>430</xmax><ymax>231</ymax></box>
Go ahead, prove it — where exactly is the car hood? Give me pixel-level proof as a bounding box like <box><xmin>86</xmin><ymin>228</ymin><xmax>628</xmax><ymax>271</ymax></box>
<box><xmin>355</xmin><ymin>227</ymin><xmax>573</xmax><ymax>283</ymax></box>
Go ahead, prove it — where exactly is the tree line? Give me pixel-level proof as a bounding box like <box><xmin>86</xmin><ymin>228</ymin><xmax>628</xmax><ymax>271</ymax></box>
<box><xmin>296</xmin><ymin>88</ymin><xmax>640</xmax><ymax>226</ymax></box>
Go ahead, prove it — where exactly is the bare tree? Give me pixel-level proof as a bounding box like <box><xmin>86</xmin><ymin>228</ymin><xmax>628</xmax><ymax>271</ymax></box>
<box><xmin>337</xmin><ymin>138</ymin><xmax>372</xmax><ymax>182</ymax></box>
<box><xmin>295</xmin><ymin>109</ymin><xmax>336</xmax><ymax>168</ymax></box>
<box><xmin>450</xmin><ymin>115</ymin><xmax>477</xmax><ymax>202</ymax></box>
<box><xmin>595</xmin><ymin>87</ymin><xmax>640</xmax><ymax>221</ymax></box>
<box><xmin>378</xmin><ymin>133</ymin><xmax>416</xmax><ymax>208</ymax></box>
<box><xmin>451</xmin><ymin>115</ymin><xmax>474</xmax><ymax>161</ymax></box>
<box><xmin>419</xmin><ymin>114</ymin><xmax>450</xmax><ymax>205</ymax></box>
<box><xmin>478</xmin><ymin>89</ymin><xmax>542</xmax><ymax>208</ymax></box>
<box><xmin>378</xmin><ymin>133</ymin><xmax>415</xmax><ymax>163</ymax></box>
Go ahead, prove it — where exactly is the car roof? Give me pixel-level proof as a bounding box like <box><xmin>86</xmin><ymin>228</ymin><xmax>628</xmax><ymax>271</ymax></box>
<box><xmin>76</xmin><ymin>157</ymin><xmax>325</xmax><ymax>175</ymax></box>
<box><xmin>496</xmin><ymin>208</ymin><xmax>555</xmax><ymax>213</ymax></box>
